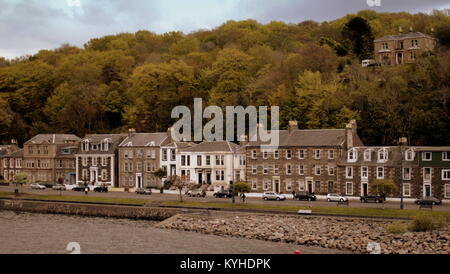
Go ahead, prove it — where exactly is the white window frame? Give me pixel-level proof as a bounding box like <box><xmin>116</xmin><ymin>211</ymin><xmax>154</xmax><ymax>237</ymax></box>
<box><xmin>442</xmin><ymin>152</ymin><xmax>450</xmax><ymax>161</ymax></box>
<box><xmin>328</xmin><ymin>150</ymin><xmax>334</xmax><ymax>159</ymax></box>
<box><xmin>403</xmin><ymin>167</ymin><xmax>411</xmax><ymax>180</ymax></box>
<box><xmin>314</xmin><ymin>165</ymin><xmax>321</xmax><ymax>176</ymax></box>
<box><xmin>361</xmin><ymin>166</ymin><xmax>368</xmax><ymax>179</ymax></box>
<box><xmin>377</xmin><ymin>167</ymin><xmax>385</xmax><ymax>179</ymax></box>
<box><xmin>346</xmin><ymin>166</ymin><xmax>353</xmax><ymax>179</ymax></box>
<box><xmin>299</xmin><ymin>165</ymin><xmax>305</xmax><ymax>175</ymax></box>
<box><xmin>423</xmin><ymin>167</ymin><xmax>432</xmax><ymax>182</ymax></box>
<box><xmin>274</xmin><ymin>150</ymin><xmax>279</xmax><ymax>159</ymax></box>
<box><xmin>251</xmin><ymin>179</ymin><xmax>257</xmax><ymax>190</ymax></box>
<box><xmin>378</xmin><ymin>148</ymin><xmax>388</xmax><ymax>163</ymax></box>
<box><xmin>405</xmin><ymin>150</ymin><xmax>415</xmax><ymax>161</ymax></box>
<box><xmin>347</xmin><ymin>148</ymin><xmax>357</xmax><ymax>162</ymax></box>
<box><xmin>364</xmin><ymin>150</ymin><xmax>371</xmax><ymax>161</ymax></box>
<box><xmin>314</xmin><ymin>149</ymin><xmax>321</xmax><ymax>160</ymax></box>
<box><xmin>422</xmin><ymin>152</ymin><xmax>432</xmax><ymax>161</ymax></box>
<box><xmin>263</xmin><ymin>165</ymin><xmax>269</xmax><ymax>175</ymax></box>
<box><xmin>286</xmin><ymin>150</ymin><xmax>292</xmax><ymax>160</ymax></box>
<box><xmin>285</xmin><ymin>180</ymin><xmax>292</xmax><ymax>191</ymax></box>
<box><xmin>262</xmin><ymin>151</ymin><xmax>268</xmax><ymax>159</ymax></box>
<box><xmin>328</xmin><ymin>165</ymin><xmax>335</xmax><ymax>176</ymax></box>
<box><xmin>298</xmin><ymin>180</ymin><xmax>305</xmax><ymax>191</ymax></box>
<box><xmin>252</xmin><ymin>150</ymin><xmax>257</xmax><ymax>159</ymax></box>
<box><xmin>298</xmin><ymin>149</ymin><xmax>305</xmax><ymax>159</ymax></box>
<box><xmin>403</xmin><ymin>183</ymin><xmax>411</xmax><ymax>197</ymax></box>
<box><xmin>346</xmin><ymin>182</ymin><xmax>353</xmax><ymax>196</ymax></box>
<box><xmin>445</xmin><ymin>184</ymin><xmax>450</xmax><ymax>199</ymax></box>
<box><xmin>442</xmin><ymin>169</ymin><xmax>450</xmax><ymax>181</ymax></box>
<box><xmin>286</xmin><ymin>164</ymin><xmax>292</xmax><ymax>175</ymax></box>
<box><xmin>252</xmin><ymin>164</ymin><xmax>257</xmax><ymax>175</ymax></box>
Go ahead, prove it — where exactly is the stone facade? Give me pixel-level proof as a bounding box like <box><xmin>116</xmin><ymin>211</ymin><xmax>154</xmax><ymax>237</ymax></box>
<box><xmin>245</xmin><ymin>120</ymin><xmax>363</xmax><ymax>194</ymax></box>
<box><xmin>75</xmin><ymin>134</ymin><xmax>127</xmax><ymax>187</ymax></box>
<box><xmin>22</xmin><ymin>134</ymin><xmax>80</xmax><ymax>184</ymax></box>
<box><xmin>118</xmin><ymin>132</ymin><xmax>168</xmax><ymax>188</ymax></box>
<box><xmin>374</xmin><ymin>32</ymin><xmax>436</xmax><ymax>66</ymax></box>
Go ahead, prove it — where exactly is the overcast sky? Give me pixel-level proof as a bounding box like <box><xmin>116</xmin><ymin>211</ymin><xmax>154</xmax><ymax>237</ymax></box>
<box><xmin>1</xmin><ymin>0</ymin><xmax>449</xmax><ymax>59</ymax></box>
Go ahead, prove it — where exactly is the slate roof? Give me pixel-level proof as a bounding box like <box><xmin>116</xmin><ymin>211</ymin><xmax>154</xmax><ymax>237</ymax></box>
<box><xmin>180</xmin><ymin>141</ymin><xmax>241</xmax><ymax>153</ymax></box>
<box><xmin>246</xmin><ymin>129</ymin><xmax>361</xmax><ymax>148</ymax></box>
<box><xmin>24</xmin><ymin>134</ymin><xmax>81</xmax><ymax>145</ymax></box>
<box><xmin>77</xmin><ymin>134</ymin><xmax>127</xmax><ymax>155</ymax></box>
<box><xmin>119</xmin><ymin>133</ymin><xmax>168</xmax><ymax>147</ymax></box>
<box><xmin>374</xmin><ymin>32</ymin><xmax>435</xmax><ymax>42</ymax></box>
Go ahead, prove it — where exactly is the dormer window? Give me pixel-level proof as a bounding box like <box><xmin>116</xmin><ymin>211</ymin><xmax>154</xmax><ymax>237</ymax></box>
<box><xmin>101</xmin><ymin>139</ymin><xmax>111</xmax><ymax>151</ymax></box>
<box><xmin>364</xmin><ymin>150</ymin><xmax>371</xmax><ymax>161</ymax></box>
<box><xmin>348</xmin><ymin>148</ymin><xmax>357</xmax><ymax>162</ymax></box>
<box><xmin>405</xmin><ymin>149</ymin><xmax>415</xmax><ymax>161</ymax></box>
<box><xmin>378</xmin><ymin>148</ymin><xmax>388</xmax><ymax>162</ymax></box>
<box><xmin>82</xmin><ymin>140</ymin><xmax>90</xmax><ymax>152</ymax></box>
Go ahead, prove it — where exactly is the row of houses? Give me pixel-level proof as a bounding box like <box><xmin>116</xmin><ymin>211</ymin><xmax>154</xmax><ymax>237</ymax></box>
<box><xmin>1</xmin><ymin>121</ymin><xmax>450</xmax><ymax>200</ymax></box>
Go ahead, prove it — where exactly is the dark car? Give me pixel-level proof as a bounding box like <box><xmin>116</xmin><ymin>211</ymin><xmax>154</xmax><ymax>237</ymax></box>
<box><xmin>360</xmin><ymin>195</ymin><xmax>385</xmax><ymax>203</ymax></box>
<box><xmin>213</xmin><ymin>190</ymin><xmax>232</xmax><ymax>198</ymax></box>
<box><xmin>94</xmin><ymin>186</ymin><xmax>108</xmax><ymax>193</ymax></box>
<box><xmin>415</xmin><ymin>196</ymin><xmax>441</xmax><ymax>205</ymax></box>
<box><xmin>72</xmin><ymin>185</ymin><xmax>87</xmax><ymax>192</ymax></box>
<box><xmin>294</xmin><ymin>192</ymin><xmax>316</xmax><ymax>201</ymax></box>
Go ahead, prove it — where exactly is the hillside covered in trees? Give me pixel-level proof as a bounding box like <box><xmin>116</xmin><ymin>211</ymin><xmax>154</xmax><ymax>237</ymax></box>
<box><xmin>0</xmin><ymin>10</ymin><xmax>449</xmax><ymax>146</ymax></box>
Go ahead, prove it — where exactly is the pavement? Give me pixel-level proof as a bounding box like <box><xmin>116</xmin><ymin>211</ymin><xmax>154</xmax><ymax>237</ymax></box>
<box><xmin>1</xmin><ymin>185</ymin><xmax>449</xmax><ymax>211</ymax></box>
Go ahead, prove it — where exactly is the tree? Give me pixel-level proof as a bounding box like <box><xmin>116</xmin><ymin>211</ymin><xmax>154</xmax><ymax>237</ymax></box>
<box><xmin>370</xmin><ymin>179</ymin><xmax>398</xmax><ymax>199</ymax></box>
<box><xmin>153</xmin><ymin>168</ymin><xmax>167</xmax><ymax>188</ymax></box>
<box><xmin>232</xmin><ymin>182</ymin><xmax>251</xmax><ymax>202</ymax></box>
<box><xmin>13</xmin><ymin>172</ymin><xmax>28</xmax><ymax>194</ymax></box>
<box><xmin>170</xmin><ymin>175</ymin><xmax>193</xmax><ymax>202</ymax></box>
<box><xmin>342</xmin><ymin>17</ymin><xmax>375</xmax><ymax>60</ymax></box>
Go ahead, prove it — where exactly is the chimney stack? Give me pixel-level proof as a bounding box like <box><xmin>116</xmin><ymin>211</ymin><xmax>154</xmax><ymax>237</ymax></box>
<box><xmin>239</xmin><ymin>135</ymin><xmax>248</xmax><ymax>146</ymax></box>
<box><xmin>128</xmin><ymin>128</ymin><xmax>136</xmax><ymax>137</ymax></box>
<box><xmin>399</xmin><ymin>137</ymin><xmax>408</xmax><ymax>146</ymax></box>
<box><xmin>288</xmin><ymin>120</ymin><xmax>298</xmax><ymax>134</ymax></box>
<box><xmin>346</xmin><ymin>120</ymin><xmax>357</xmax><ymax>148</ymax></box>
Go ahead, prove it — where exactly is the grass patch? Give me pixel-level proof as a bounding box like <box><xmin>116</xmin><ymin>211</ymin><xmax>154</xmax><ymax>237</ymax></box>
<box><xmin>386</xmin><ymin>222</ymin><xmax>408</xmax><ymax>234</ymax></box>
<box><xmin>161</xmin><ymin>200</ymin><xmax>450</xmax><ymax>220</ymax></box>
<box><xmin>0</xmin><ymin>191</ymin><xmax>147</xmax><ymax>205</ymax></box>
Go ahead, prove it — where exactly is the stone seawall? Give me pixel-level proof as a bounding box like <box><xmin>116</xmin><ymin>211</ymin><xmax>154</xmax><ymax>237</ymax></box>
<box><xmin>0</xmin><ymin>199</ymin><xmax>179</xmax><ymax>221</ymax></box>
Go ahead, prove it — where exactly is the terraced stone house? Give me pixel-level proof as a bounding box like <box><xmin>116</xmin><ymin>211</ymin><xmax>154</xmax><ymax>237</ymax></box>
<box><xmin>245</xmin><ymin>120</ymin><xmax>363</xmax><ymax>194</ymax></box>
<box><xmin>23</xmin><ymin>134</ymin><xmax>81</xmax><ymax>184</ymax></box>
<box><xmin>76</xmin><ymin>134</ymin><xmax>127</xmax><ymax>187</ymax></box>
<box><xmin>118</xmin><ymin>132</ymin><xmax>168</xmax><ymax>189</ymax></box>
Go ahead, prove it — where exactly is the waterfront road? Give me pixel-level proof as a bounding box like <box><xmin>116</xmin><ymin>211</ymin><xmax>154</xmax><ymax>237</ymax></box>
<box><xmin>1</xmin><ymin>185</ymin><xmax>448</xmax><ymax>211</ymax></box>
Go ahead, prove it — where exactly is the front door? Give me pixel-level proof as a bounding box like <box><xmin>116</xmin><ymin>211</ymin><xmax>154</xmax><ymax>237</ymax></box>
<box><xmin>273</xmin><ymin>179</ymin><xmax>280</xmax><ymax>193</ymax></box>
<box><xmin>362</xmin><ymin>183</ymin><xmax>368</xmax><ymax>196</ymax></box>
<box><xmin>424</xmin><ymin>184</ymin><xmax>431</xmax><ymax>197</ymax></box>
<box><xmin>206</xmin><ymin>172</ymin><xmax>211</xmax><ymax>184</ymax></box>
<box><xmin>198</xmin><ymin>172</ymin><xmax>203</xmax><ymax>184</ymax></box>
<box><xmin>397</xmin><ymin>52</ymin><xmax>403</xmax><ymax>64</ymax></box>
<box><xmin>136</xmin><ymin>173</ymin><xmax>142</xmax><ymax>189</ymax></box>
<box><xmin>307</xmin><ymin>181</ymin><xmax>313</xmax><ymax>193</ymax></box>
<box><xmin>90</xmin><ymin>169</ymin><xmax>98</xmax><ymax>185</ymax></box>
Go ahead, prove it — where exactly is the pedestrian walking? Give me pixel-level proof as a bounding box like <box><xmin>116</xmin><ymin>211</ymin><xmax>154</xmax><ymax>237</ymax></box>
<box><xmin>241</xmin><ymin>193</ymin><xmax>246</xmax><ymax>203</ymax></box>
<box><xmin>84</xmin><ymin>186</ymin><xmax>89</xmax><ymax>195</ymax></box>
<box><xmin>292</xmin><ymin>190</ymin><xmax>296</xmax><ymax>200</ymax></box>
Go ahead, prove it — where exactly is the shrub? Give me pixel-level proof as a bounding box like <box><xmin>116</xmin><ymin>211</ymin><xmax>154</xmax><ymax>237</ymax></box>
<box><xmin>409</xmin><ymin>214</ymin><xmax>447</xmax><ymax>232</ymax></box>
<box><xmin>386</xmin><ymin>222</ymin><xmax>407</xmax><ymax>234</ymax></box>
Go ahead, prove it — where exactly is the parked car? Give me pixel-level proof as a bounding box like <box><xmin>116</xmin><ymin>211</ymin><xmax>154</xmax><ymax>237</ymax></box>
<box><xmin>360</xmin><ymin>195</ymin><xmax>385</xmax><ymax>203</ymax></box>
<box><xmin>326</xmin><ymin>193</ymin><xmax>348</xmax><ymax>202</ymax></box>
<box><xmin>30</xmin><ymin>183</ymin><xmax>46</xmax><ymax>190</ymax></box>
<box><xmin>187</xmin><ymin>189</ymin><xmax>206</xmax><ymax>197</ymax></box>
<box><xmin>135</xmin><ymin>188</ymin><xmax>152</xmax><ymax>195</ymax></box>
<box><xmin>94</xmin><ymin>185</ymin><xmax>108</xmax><ymax>193</ymax></box>
<box><xmin>294</xmin><ymin>191</ymin><xmax>317</xmax><ymax>201</ymax></box>
<box><xmin>213</xmin><ymin>190</ymin><xmax>232</xmax><ymax>198</ymax></box>
<box><xmin>414</xmin><ymin>196</ymin><xmax>441</xmax><ymax>206</ymax></box>
<box><xmin>262</xmin><ymin>192</ymin><xmax>286</xmax><ymax>201</ymax></box>
<box><xmin>72</xmin><ymin>185</ymin><xmax>86</xmax><ymax>192</ymax></box>
<box><xmin>52</xmin><ymin>184</ymin><xmax>66</xmax><ymax>191</ymax></box>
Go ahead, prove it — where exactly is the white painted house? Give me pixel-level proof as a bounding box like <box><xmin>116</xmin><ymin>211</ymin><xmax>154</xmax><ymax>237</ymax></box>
<box><xmin>177</xmin><ymin>141</ymin><xmax>243</xmax><ymax>192</ymax></box>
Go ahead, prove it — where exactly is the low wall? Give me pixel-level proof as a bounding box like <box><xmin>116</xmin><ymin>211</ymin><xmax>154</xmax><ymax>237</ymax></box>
<box><xmin>0</xmin><ymin>199</ymin><xmax>180</xmax><ymax>221</ymax></box>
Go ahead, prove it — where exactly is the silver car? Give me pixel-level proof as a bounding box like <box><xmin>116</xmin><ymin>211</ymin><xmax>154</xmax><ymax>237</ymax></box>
<box><xmin>326</xmin><ymin>193</ymin><xmax>348</xmax><ymax>202</ymax></box>
<box><xmin>30</xmin><ymin>183</ymin><xmax>46</xmax><ymax>190</ymax></box>
<box><xmin>52</xmin><ymin>184</ymin><xmax>66</xmax><ymax>191</ymax></box>
<box><xmin>262</xmin><ymin>192</ymin><xmax>286</xmax><ymax>201</ymax></box>
<box><xmin>135</xmin><ymin>188</ymin><xmax>152</xmax><ymax>195</ymax></box>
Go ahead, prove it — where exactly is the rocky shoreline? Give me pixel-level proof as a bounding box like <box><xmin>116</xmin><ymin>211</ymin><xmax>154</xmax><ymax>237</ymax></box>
<box><xmin>159</xmin><ymin>214</ymin><xmax>449</xmax><ymax>254</ymax></box>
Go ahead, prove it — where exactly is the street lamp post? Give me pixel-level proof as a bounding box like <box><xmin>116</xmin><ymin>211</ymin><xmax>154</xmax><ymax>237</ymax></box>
<box><xmin>399</xmin><ymin>137</ymin><xmax>407</xmax><ymax>210</ymax></box>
